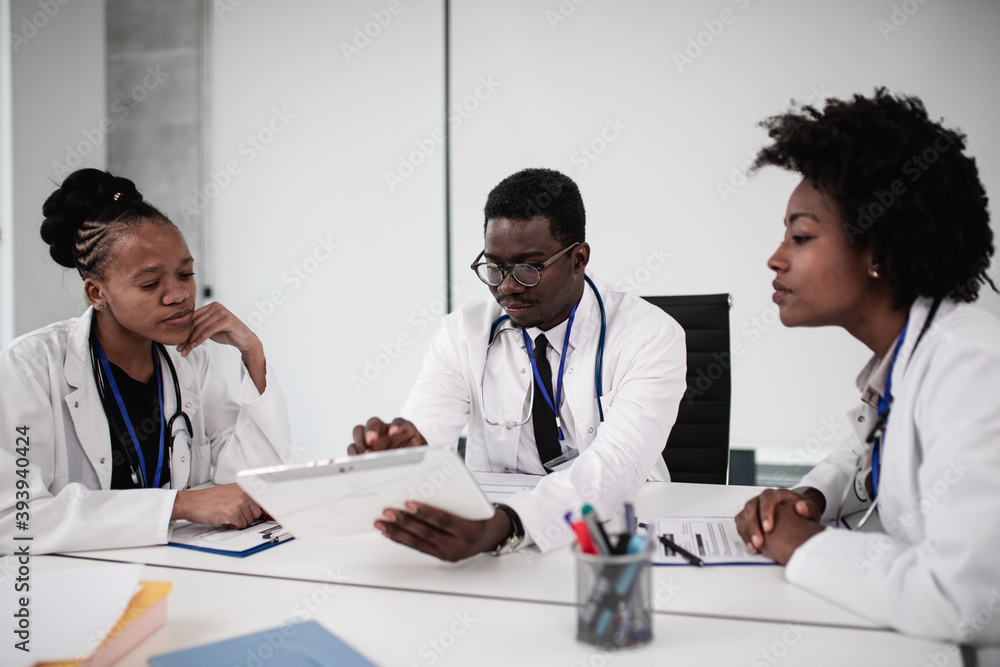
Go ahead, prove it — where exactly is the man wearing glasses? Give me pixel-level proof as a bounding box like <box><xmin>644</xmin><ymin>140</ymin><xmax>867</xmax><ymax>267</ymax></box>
<box><xmin>351</xmin><ymin>168</ymin><xmax>686</xmax><ymax>561</ymax></box>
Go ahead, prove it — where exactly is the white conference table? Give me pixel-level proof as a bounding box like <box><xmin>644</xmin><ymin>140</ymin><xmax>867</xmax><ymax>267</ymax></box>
<box><xmin>29</xmin><ymin>556</ymin><xmax>962</xmax><ymax>667</ymax></box>
<box><xmin>65</xmin><ymin>483</ymin><xmax>885</xmax><ymax>630</ymax></box>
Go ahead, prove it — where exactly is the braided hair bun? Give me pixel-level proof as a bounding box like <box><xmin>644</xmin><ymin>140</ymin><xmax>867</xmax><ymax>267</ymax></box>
<box><xmin>39</xmin><ymin>169</ymin><xmax>154</xmax><ymax>276</ymax></box>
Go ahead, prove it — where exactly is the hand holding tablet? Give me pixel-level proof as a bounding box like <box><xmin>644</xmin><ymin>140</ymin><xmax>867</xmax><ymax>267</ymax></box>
<box><xmin>237</xmin><ymin>448</ymin><xmax>494</xmax><ymax>539</ymax></box>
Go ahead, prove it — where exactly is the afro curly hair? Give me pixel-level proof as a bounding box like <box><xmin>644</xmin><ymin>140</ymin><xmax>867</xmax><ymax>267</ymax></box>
<box><xmin>751</xmin><ymin>88</ymin><xmax>995</xmax><ymax>306</ymax></box>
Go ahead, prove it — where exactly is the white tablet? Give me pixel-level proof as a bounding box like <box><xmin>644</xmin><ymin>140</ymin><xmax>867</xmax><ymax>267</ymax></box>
<box><xmin>236</xmin><ymin>447</ymin><xmax>495</xmax><ymax>538</ymax></box>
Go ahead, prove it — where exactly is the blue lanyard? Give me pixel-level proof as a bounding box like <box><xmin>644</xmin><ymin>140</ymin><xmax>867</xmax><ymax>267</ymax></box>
<box><xmin>521</xmin><ymin>302</ymin><xmax>579</xmax><ymax>441</ymax></box>
<box><xmin>871</xmin><ymin>318</ymin><xmax>910</xmax><ymax>500</ymax></box>
<box><xmin>95</xmin><ymin>341</ymin><xmax>167</xmax><ymax>488</ymax></box>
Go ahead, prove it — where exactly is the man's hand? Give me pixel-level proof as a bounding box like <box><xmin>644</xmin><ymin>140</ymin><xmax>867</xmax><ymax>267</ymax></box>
<box><xmin>755</xmin><ymin>501</ymin><xmax>826</xmax><ymax>565</ymax></box>
<box><xmin>170</xmin><ymin>483</ymin><xmax>263</xmax><ymax>529</ymax></box>
<box><xmin>375</xmin><ymin>502</ymin><xmax>512</xmax><ymax>562</ymax></box>
<box><xmin>349</xmin><ymin>416</ymin><xmax>427</xmax><ymax>455</ymax></box>
<box><xmin>735</xmin><ymin>487</ymin><xmax>824</xmax><ymax>554</ymax></box>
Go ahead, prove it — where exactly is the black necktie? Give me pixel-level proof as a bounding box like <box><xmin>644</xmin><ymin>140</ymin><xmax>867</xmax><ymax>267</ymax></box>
<box><xmin>531</xmin><ymin>334</ymin><xmax>562</xmax><ymax>467</ymax></box>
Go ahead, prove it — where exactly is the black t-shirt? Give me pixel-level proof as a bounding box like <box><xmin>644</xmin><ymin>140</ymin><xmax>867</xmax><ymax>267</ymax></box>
<box><xmin>106</xmin><ymin>361</ymin><xmax>170</xmax><ymax>490</ymax></box>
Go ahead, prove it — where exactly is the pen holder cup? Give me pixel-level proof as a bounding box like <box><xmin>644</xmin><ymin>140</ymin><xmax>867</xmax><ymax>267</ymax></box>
<box><xmin>574</xmin><ymin>539</ymin><xmax>654</xmax><ymax>650</ymax></box>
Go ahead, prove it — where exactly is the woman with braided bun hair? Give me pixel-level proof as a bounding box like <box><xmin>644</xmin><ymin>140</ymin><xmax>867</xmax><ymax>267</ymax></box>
<box><xmin>0</xmin><ymin>168</ymin><xmax>292</xmax><ymax>554</ymax></box>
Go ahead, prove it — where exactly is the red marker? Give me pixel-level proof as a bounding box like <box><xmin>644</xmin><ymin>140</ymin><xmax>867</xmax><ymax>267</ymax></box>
<box><xmin>573</xmin><ymin>520</ymin><xmax>598</xmax><ymax>555</ymax></box>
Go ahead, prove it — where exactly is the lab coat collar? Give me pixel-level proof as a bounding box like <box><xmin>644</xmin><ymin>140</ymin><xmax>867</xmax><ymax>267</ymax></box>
<box><xmin>525</xmin><ymin>318</ymin><xmax>570</xmax><ymax>360</ymax></box>
<box><xmin>63</xmin><ymin>308</ymin><xmax>113</xmax><ymax>487</ymax></box>
<box><xmin>523</xmin><ymin>276</ymin><xmax>599</xmax><ymax>357</ymax></box>
<box><xmin>64</xmin><ymin>307</ymin><xmax>201</xmax><ymax>487</ymax></box>
<box><xmin>855</xmin><ymin>297</ymin><xmax>942</xmax><ymax>407</ymax></box>
<box><xmin>64</xmin><ymin>307</ymin><xmax>97</xmax><ymax>389</ymax></box>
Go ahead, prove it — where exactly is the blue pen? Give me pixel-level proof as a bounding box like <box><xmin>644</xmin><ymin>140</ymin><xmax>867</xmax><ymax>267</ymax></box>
<box><xmin>614</xmin><ymin>534</ymin><xmax>647</xmax><ymax>595</ymax></box>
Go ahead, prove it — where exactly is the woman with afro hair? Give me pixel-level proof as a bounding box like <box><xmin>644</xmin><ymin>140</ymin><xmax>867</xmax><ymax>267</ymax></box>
<box><xmin>735</xmin><ymin>89</ymin><xmax>1000</xmax><ymax>660</ymax></box>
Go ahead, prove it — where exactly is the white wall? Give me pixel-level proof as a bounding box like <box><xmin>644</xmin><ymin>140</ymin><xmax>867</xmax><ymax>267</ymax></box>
<box><xmin>7</xmin><ymin>0</ymin><xmax>105</xmax><ymax>342</ymax></box>
<box><xmin>8</xmin><ymin>0</ymin><xmax>999</xmax><ymax>468</ymax></box>
<box><xmin>209</xmin><ymin>0</ymin><xmax>446</xmax><ymax>461</ymax></box>
<box><xmin>448</xmin><ymin>0</ymin><xmax>1000</xmax><ymax>465</ymax></box>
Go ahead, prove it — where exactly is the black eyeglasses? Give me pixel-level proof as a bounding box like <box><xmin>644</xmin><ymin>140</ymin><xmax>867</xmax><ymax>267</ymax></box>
<box><xmin>470</xmin><ymin>242</ymin><xmax>580</xmax><ymax>287</ymax></box>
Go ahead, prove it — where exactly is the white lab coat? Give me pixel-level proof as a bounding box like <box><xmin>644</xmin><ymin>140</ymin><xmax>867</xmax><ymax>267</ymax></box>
<box><xmin>401</xmin><ymin>278</ymin><xmax>686</xmax><ymax>552</ymax></box>
<box><xmin>0</xmin><ymin>308</ymin><xmax>292</xmax><ymax>555</ymax></box>
<box><xmin>787</xmin><ymin>297</ymin><xmax>1000</xmax><ymax>655</ymax></box>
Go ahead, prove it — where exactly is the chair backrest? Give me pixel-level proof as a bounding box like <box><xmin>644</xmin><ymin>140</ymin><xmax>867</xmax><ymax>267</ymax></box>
<box><xmin>642</xmin><ymin>294</ymin><xmax>732</xmax><ymax>484</ymax></box>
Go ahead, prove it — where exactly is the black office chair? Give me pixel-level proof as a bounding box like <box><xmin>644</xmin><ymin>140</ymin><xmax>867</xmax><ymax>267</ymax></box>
<box><xmin>642</xmin><ymin>294</ymin><xmax>732</xmax><ymax>484</ymax></box>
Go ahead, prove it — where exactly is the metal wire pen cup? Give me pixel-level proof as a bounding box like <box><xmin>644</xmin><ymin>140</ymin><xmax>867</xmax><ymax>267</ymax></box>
<box><xmin>574</xmin><ymin>536</ymin><xmax>654</xmax><ymax>650</ymax></box>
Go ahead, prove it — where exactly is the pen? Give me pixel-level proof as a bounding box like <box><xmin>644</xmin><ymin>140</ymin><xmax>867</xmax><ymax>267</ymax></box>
<box><xmin>260</xmin><ymin>524</ymin><xmax>283</xmax><ymax>539</ymax></box>
<box><xmin>581</xmin><ymin>505</ymin><xmax>612</xmax><ymax>555</ymax></box>
<box><xmin>572</xmin><ymin>521</ymin><xmax>598</xmax><ymax>555</ymax></box>
<box><xmin>659</xmin><ymin>534</ymin><xmax>704</xmax><ymax>567</ymax></box>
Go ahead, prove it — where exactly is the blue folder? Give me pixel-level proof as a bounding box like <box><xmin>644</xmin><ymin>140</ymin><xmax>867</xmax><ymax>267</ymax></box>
<box><xmin>148</xmin><ymin>620</ymin><xmax>376</xmax><ymax>666</ymax></box>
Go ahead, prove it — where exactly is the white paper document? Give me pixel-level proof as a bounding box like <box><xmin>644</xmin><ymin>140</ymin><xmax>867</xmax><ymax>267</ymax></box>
<box><xmin>0</xmin><ymin>560</ymin><xmax>143</xmax><ymax>667</ymax></box>
<box><xmin>472</xmin><ymin>471</ymin><xmax>542</xmax><ymax>501</ymax></box>
<box><xmin>639</xmin><ymin>516</ymin><xmax>776</xmax><ymax>565</ymax></box>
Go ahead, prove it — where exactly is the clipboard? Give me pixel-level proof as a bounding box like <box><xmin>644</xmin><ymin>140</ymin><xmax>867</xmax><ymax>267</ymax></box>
<box><xmin>167</xmin><ymin>519</ymin><xmax>293</xmax><ymax>557</ymax></box>
<box><xmin>236</xmin><ymin>447</ymin><xmax>495</xmax><ymax>538</ymax></box>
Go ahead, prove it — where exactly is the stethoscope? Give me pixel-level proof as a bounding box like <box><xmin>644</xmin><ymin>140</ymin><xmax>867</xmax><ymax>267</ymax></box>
<box><xmin>89</xmin><ymin>328</ymin><xmax>194</xmax><ymax>489</ymax></box>
<box><xmin>479</xmin><ymin>275</ymin><xmax>607</xmax><ymax>433</ymax></box>
<box><xmin>833</xmin><ymin>298</ymin><xmax>941</xmax><ymax>528</ymax></box>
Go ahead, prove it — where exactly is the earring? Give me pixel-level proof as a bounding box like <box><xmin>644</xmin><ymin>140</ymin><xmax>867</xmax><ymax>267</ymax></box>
<box><xmin>96</xmin><ymin>304</ymin><xmax>104</xmax><ymax>310</ymax></box>
<box><xmin>869</xmin><ymin>268</ymin><xmax>879</xmax><ymax>279</ymax></box>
